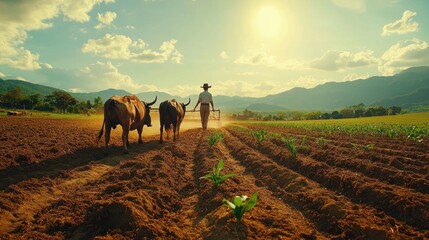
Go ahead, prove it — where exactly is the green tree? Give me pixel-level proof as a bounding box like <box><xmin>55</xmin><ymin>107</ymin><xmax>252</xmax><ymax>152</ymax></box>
<box><xmin>93</xmin><ymin>96</ymin><xmax>103</xmax><ymax>111</ymax></box>
<box><xmin>45</xmin><ymin>91</ymin><xmax>77</xmax><ymax>113</ymax></box>
<box><xmin>340</xmin><ymin>108</ymin><xmax>355</xmax><ymax>118</ymax></box>
<box><xmin>305</xmin><ymin>111</ymin><xmax>323</xmax><ymax>120</ymax></box>
<box><xmin>389</xmin><ymin>106</ymin><xmax>401</xmax><ymax>115</ymax></box>
<box><xmin>2</xmin><ymin>87</ymin><xmax>23</xmax><ymax>108</ymax></box>
<box><xmin>331</xmin><ymin>111</ymin><xmax>342</xmax><ymax>119</ymax></box>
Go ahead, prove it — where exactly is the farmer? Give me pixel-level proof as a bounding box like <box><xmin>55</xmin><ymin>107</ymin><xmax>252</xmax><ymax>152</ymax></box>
<box><xmin>193</xmin><ymin>83</ymin><xmax>215</xmax><ymax>130</ymax></box>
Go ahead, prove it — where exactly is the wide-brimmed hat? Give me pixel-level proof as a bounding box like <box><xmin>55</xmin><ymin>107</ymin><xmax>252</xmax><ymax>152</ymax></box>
<box><xmin>201</xmin><ymin>83</ymin><xmax>211</xmax><ymax>88</ymax></box>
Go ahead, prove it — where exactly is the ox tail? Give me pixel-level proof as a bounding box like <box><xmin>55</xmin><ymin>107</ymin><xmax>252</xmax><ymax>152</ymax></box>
<box><xmin>96</xmin><ymin>99</ymin><xmax>115</xmax><ymax>142</ymax></box>
<box><xmin>97</xmin><ymin>119</ymin><xmax>105</xmax><ymax>142</ymax></box>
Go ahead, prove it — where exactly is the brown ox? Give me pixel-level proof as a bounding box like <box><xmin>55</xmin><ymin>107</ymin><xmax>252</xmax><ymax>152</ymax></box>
<box><xmin>159</xmin><ymin>98</ymin><xmax>191</xmax><ymax>143</ymax></box>
<box><xmin>97</xmin><ymin>95</ymin><xmax>157</xmax><ymax>153</ymax></box>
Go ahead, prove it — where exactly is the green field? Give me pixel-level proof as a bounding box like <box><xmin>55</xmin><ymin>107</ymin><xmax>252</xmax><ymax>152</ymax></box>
<box><xmin>237</xmin><ymin>112</ymin><xmax>429</xmax><ymax>142</ymax></box>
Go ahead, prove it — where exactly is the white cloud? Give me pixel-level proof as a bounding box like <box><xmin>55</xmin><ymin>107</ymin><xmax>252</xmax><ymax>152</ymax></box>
<box><xmin>82</xmin><ymin>34</ymin><xmax>183</xmax><ymax>63</ymax></box>
<box><xmin>209</xmin><ymin>77</ymin><xmax>331</xmax><ymax>98</ymax></box>
<box><xmin>382</xmin><ymin>10</ymin><xmax>418</xmax><ymax>36</ymax></box>
<box><xmin>343</xmin><ymin>73</ymin><xmax>369</xmax><ymax>81</ymax></box>
<box><xmin>95</xmin><ymin>11</ymin><xmax>117</xmax><ymax>29</ymax></box>
<box><xmin>0</xmin><ymin>72</ymin><xmax>5</xmax><ymax>78</ymax></box>
<box><xmin>220</xmin><ymin>51</ymin><xmax>228</xmax><ymax>59</ymax></box>
<box><xmin>69</xmin><ymin>88</ymin><xmax>82</xmax><ymax>93</ymax></box>
<box><xmin>81</xmin><ymin>61</ymin><xmax>144</xmax><ymax>90</ymax></box>
<box><xmin>234</xmin><ymin>47</ymin><xmax>305</xmax><ymax>70</ymax></box>
<box><xmin>332</xmin><ymin>0</ymin><xmax>366</xmax><ymax>13</ymax></box>
<box><xmin>0</xmin><ymin>0</ymin><xmax>114</xmax><ymax>70</ymax></box>
<box><xmin>234</xmin><ymin>48</ymin><xmax>277</xmax><ymax>66</ymax></box>
<box><xmin>309</xmin><ymin>50</ymin><xmax>379</xmax><ymax>71</ymax></box>
<box><xmin>82</xmin><ymin>34</ymin><xmax>132</xmax><ymax>58</ymax></box>
<box><xmin>126</xmin><ymin>25</ymin><xmax>135</xmax><ymax>30</ymax></box>
<box><xmin>60</xmin><ymin>0</ymin><xmax>115</xmax><ymax>22</ymax></box>
<box><xmin>379</xmin><ymin>38</ymin><xmax>429</xmax><ymax>75</ymax></box>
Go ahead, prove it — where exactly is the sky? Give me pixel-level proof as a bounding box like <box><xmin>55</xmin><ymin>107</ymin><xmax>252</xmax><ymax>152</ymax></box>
<box><xmin>0</xmin><ymin>0</ymin><xmax>429</xmax><ymax>98</ymax></box>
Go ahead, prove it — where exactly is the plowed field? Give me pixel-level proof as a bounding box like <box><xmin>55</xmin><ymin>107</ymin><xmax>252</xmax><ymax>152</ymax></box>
<box><xmin>0</xmin><ymin>116</ymin><xmax>428</xmax><ymax>239</ymax></box>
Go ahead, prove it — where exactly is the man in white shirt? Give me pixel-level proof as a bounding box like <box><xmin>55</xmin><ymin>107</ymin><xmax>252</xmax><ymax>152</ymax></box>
<box><xmin>193</xmin><ymin>83</ymin><xmax>214</xmax><ymax>130</ymax></box>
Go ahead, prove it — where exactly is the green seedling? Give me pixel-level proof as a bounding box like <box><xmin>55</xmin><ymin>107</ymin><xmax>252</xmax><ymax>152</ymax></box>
<box><xmin>362</xmin><ymin>143</ymin><xmax>375</xmax><ymax>151</ymax></box>
<box><xmin>223</xmin><ymin>192</ymin><xmax>258</xmax><ymax>221</ymax></box>
<box><xmin>316</xmin><ymin>137</ymin><xmax>326</xmax><ymax>149</ymax></box>
<box><xmin>200</xmin><ymin>159</ymin><xmax>236</xmax><ymax>187</ymax></box>
<box><xmin>252</xmin><ymin>129</ymin><xmax>268</xmax><ymax>146</ymax></box>
<box><xmin>208</xmin><ymin>132</ymin><xmax>224</xmax><ymax>147</ymax></box>
<box><xmin>281</xmin><ymin>137</ymin><xmax>298</xmax><ymax>158</ymax></box>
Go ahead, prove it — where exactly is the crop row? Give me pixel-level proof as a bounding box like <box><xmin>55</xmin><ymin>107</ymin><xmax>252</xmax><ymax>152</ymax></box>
<box><xmin>250</xmin><ymin>121</ymin><xmax>429</xmax><ymax>143</ymax></box>
<box><xmin>220</xmin><ymin>129</ymin><xmax>427</xmax><ymax>239</ymax></box>
<box><xmin>226</xmin><ymin>126</ymin><xmax>429</xmax><ymax>231</ymax></box>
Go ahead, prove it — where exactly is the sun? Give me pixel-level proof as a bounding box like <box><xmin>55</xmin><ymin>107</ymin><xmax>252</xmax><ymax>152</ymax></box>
<box><xmin>256</xmin><ymin>6</ymin><xmax>282</xmax><ymax>38</ymax></box>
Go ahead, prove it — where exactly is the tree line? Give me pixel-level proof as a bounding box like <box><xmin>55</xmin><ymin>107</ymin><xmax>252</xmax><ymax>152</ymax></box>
<box><xmin>0</xmin><ymin>87</ymin><xmax>103</xmax><ymax>114</ymax></box>
<box><xmin>231</xmin><ymin>103</ymin><xmax>402</xmax><ymax>121</ymax></box>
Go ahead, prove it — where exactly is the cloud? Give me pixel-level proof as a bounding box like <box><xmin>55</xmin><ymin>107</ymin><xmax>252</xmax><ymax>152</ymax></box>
<box><xmin>234</xmin><ymin>48</ymin><xmax>277</xmax><ymax>66</ymax></box>
<box><xmin>80</xmin><ymin>61</ymin><xmax>143</xmax><ymax>90</ymax></box>
<box><xmin>0</xmin><ymin>0</ymin><xmax>114</xmax><ymax>70</ymax></box>
<box><xmin>82</xmin><ymin>34</ymin><xmax>183</xmax><ymax>63</ymax></box>
<box><xmin>343</xmin><ymin>73</ymin><xmax>370</xmax><ymax>81</ymax></box>
<box><xmin>379</xmin><ymin>38</ymin><xmax>429</xmax><ymax>75</ymax></box>
<box><xmin>382</xmin><ymin>10</ymin><xmax>418</xmax><ymax>36</ymax></box>
<box><xmin>95</xmin><ymin>11</ymin><xmax>117</xmax><ymax>29</ymax></box>
<box><xmin>0</xmin><ymin>72</ymin><xmax>5</xmax><ymax>78</ymax></box>
<box><xmin>234</xmin><ymin>47</ymin><xmax>305</xmax><ymax>70</ymax></box>
<box><xmin>207</xmin><ymin>76</ymin><xmax>331</xmax><ymax>98</ymax></box>
<box><xmin>309</xmin><ymin>50</ymin><xmax>379</xmax><ymax>71</ymax></box>
<box><xmin>32</xmin><ymin>61</ymin><xmax>152</xmax><ymax>93</ymax></box>
<box><xmin>126</xmin><ymin>25</ymin><xmax>135</xmax><ymax>30</ymax></box>
<box><xmin>220</xmin><ymin>51</ymin><xmax>228</xmax><ymax>59</ymax></box>
<box><xmin>60</xmin><ymin>0</ymin><xmax>115</xmax><ymax>22</ymax></box>
<box><xmin>332</xmin><ymin>0</ymin><xmax>366</xmax><ymax>12</ymax></box>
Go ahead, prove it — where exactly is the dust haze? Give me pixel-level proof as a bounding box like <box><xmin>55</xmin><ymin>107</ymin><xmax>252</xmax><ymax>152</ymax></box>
<box><xmin>130</xmin><ymin>111</ymin><xmax>231</xmax><ymax>138</ymax></box>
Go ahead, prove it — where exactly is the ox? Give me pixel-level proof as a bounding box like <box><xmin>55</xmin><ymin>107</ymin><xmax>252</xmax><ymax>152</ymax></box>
<box><xmin>97</xmin><ymin>95</ymin><xmax>157</xmax><ymax>153</ymax></box>
<box><xmin>159</xmin><ymin>98</ymin><xmax>191</xmax><ymax>143</ymax></box>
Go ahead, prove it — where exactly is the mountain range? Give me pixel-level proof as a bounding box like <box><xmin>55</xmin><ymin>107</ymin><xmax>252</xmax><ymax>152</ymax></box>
<box><xmin>1</xmin><ymin>66</ymin><xmax>429</xmax><ymax>111</ymax></box>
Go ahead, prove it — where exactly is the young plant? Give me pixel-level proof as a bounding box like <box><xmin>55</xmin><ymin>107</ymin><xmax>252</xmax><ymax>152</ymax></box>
<box><xmin>207</xmin><ymin>132</ymin><xmax>224</xmax><ymax>147</ymax></box>
<box><xmin>252</xmin><ymin>129</ymin><xmax>268</xmax><ymax>147</ymax></box>
<box><xmin>362</xmin><ymin>143</ymin><xmax>375</xmax><ymax>151</ymax></box>
<box><xmin>316</xmin><ymin>137</ymin><xmax>326</xmax><ymax>149</ymax></box>
<box><xmin>281</xmin><ymin>137</ymin><xmax>298</xmax><ymax>158</ymax></box>
<box><xmin>223</xmin><ymin>192</ymin><xmax>258</xmax><ymax>221</ymax></box>
<box><xmin>200</xmin><ymin>159</ymin><xmax>236</xmax><ymax>187</ymax></box>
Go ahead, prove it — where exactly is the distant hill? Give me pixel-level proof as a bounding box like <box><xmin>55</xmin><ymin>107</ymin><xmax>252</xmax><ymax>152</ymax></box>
<box><xmin>246</xmin><ymin>103</ymin><xmax>286</xmax><ymax>111</ymax></box>
<box><xmin>260</xmin><ymin>66</ymin><xmax>429</xmax><ymax>110</ymax></box>
<box><xmin>71</xmin><ymin>88</ymin><xmax>132</xmax><ymax>102</ymax></box>
<box><xmin>1</xmin><ymin>66</ymin><xmax>429</xmax><ymax>110</ymax></box>
<box><xmin>0</xmin><ymin>79</ymin><xmax>62</xmax><ymax>97</ymax></box>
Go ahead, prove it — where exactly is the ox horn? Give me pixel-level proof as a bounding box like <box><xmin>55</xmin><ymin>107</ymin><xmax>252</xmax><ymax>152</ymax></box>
<box><xmin>146</xmin><ymin>96</ymin><xmax>157</xmax><ymax>106</ymax></box>
<box><xmin>184</xmin><ymin>98</ymin><xmax>191</xmax><ymax>107</ymax></box>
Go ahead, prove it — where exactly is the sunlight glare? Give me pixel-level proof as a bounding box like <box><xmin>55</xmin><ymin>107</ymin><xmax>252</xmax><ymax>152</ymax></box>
<box><xmin>257</xmin><ymin>6</ymin><xmax>282</xmax><ymax>38</ymax></box>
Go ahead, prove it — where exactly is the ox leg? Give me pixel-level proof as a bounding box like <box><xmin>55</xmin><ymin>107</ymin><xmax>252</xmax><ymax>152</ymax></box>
<box><xmin>173</xmin><ymin>123</ymin><xmax>177</xmax><ymax>141</ymax></box>
<box><xmin>138</xmin><ymin>125</ymin><xmax>144</xmax><ymax>144</ymax></box>
<box><xmin>122</xmin><ymin>125</ymin><xmax>130</xmax><ymax>154</ymax></box>
<box><xmin>177</xmin><ymin>120</ymin><xmax>182</xmax><ymax>140</ymax></box>
<box><xmin>105</xmin><ymin>125</ymin><xmax>112</xmax><ymax>149</ymax></box>
<box><xmin>159</xmin><ymin>124</ymin><xmax>164</xmax><ymax>143</ymax></box>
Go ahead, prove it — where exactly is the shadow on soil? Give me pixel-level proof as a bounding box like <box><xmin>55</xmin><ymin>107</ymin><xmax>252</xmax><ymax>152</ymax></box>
<box><xmin>0</xmin><ymin>139</ymin><xmax>162</xmax><ymax>190</ymax></box>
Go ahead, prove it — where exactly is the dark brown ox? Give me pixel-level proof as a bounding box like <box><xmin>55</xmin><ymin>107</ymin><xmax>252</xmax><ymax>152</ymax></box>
<box><xmin>97</xmin><ymin>95</ymin><xmax>157</xmax><ymax>153</ymax></box>
<box><xmin>159</xmin><ymin>98</ymin><xmax>191</xmax><ymax>143</ymax></box>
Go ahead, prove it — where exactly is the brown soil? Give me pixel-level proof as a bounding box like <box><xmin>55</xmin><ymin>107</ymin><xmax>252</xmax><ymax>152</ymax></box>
<box><xmin>0</xmin><ymin>116</ymin><xmax>428</xmax><ymax>239</ymax></box>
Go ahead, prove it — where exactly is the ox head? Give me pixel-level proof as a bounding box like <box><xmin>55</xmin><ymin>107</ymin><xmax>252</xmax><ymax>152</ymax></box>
<box><xmin>181</xmin><ymin>98</ymin><xmax>191</xmax><ymax>113</ymax></box>
<box><xmin>144</xmin><ymin>96</ymin><xmax>157</xmax><ymax>127</ymax></box>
